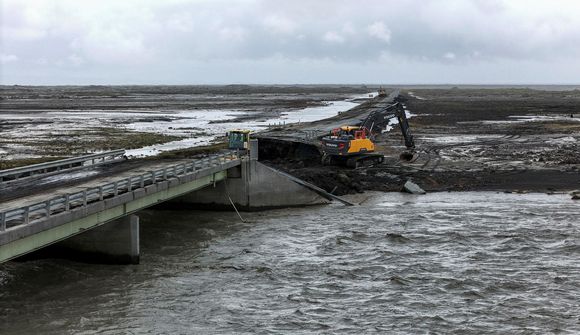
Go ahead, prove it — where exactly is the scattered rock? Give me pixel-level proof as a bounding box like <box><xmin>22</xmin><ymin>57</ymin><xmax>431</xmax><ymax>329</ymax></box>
<box><xmin>402</xmin><ymin>180</ymin><xmax>426</xmax><ymax>195</ymax></box>
<box><xmin>337</xmin><ymin>173</ymin><xmax>350</xmax><ymax>184</ymax></box>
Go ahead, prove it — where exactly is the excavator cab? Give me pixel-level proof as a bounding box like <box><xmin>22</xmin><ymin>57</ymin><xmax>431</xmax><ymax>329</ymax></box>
<box><xmin>324</xmin><ymin>126</ymin><xmax>374</xmax><ymax>156</ymax></box>
<box><xmin>321</xmin><ymin>126</ymin><xmax>380</xmax><ymax>168</ymax></box>
<box><xmin>331</xmin><ymin>126</ymin><xmax>367</xmax><ymax>140</ymax></box>
<box><xmin>227</xmin><ymin>130</ymin><xmax>251</xmax><ymax>150</ymax></box>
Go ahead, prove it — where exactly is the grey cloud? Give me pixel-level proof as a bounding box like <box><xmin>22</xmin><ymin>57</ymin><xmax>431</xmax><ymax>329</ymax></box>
<box><xmin>2</xmin><ymin>0</ymin><xmax>580</xmax><ymax>84</ymax></box>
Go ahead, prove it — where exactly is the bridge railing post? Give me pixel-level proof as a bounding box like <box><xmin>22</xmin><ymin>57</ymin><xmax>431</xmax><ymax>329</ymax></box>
<box><xmin>83</xmin><ymin>190</ymin><xmax>87</xmax><ymax>207</ymax></box>
<box><xmin>65</xmin><ymin>194</ymin><xmax>70</xmax><ymax>211</ymax></box>
<box><xmin>0</xmin><ymin>212</ymin><xmax>5</xmax><ymax>231</ymax></box>
<box><xmin>114</xmin><ymin>181</ymin><xmax>119</xmax><ymax>196</ymax></box>
<box><xmin>128</xmin><ymin>177</ymin><xmax>132</xmax><ymax>192</ymax></box>
<box><xmin>99</xmin><ymin>186</ymin><xmax>104</xmax><ymax>201</ymax></box>
<box><xmin>45</xmin><ymin>200</ymin><xmax>51</xmax><ymax>218</ymax></box>
<box><xmin>23</xmin><ymin>207</ymin><xmax>29</xmax><ymax>225</ymax></box>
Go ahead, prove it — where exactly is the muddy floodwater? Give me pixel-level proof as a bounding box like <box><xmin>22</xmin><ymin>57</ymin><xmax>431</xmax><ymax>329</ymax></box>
<box><xmin>1</xmin><ymin>192</ymin><xmax>578</xmax><ymax>334</ymax></box>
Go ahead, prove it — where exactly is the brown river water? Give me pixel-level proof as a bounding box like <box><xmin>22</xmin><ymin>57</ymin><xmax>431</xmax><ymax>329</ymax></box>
<box><xmin>1</xmin><ymin>192</ymin><xmax>579</xmax><ymax>334</ymax></box>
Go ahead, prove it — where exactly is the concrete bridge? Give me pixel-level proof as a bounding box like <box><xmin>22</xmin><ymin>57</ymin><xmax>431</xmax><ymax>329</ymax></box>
<box><xmin>0</xmin><ymin>145</ymin><xmax>330</xmax><ymax>264</ymax></box>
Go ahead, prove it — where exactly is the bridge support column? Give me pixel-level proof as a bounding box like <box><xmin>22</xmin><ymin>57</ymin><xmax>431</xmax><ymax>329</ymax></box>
<box><xmin>172</xmin><ymin>158</ymin><xmax>330</xmax><ymax>211</ymax></box>
<box><xmin>58</xmin><ymin>214</ymin><xmax>140</xmax><ymax>264</ymax></box>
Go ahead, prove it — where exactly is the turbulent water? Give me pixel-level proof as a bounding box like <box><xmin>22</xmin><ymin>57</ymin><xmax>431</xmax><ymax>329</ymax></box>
<box><xmin>1</xmin><ymin>192</ymin><xmax>579</xmax><ymax>334</ymax></box>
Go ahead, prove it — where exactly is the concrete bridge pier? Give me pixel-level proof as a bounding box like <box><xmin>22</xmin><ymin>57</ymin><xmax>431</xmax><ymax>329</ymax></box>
<box><xmin>57</xmin><ymin>215</ymin><xmax>140</xmax><ymax>264</ymax></box>
<box><xmin>173</xmin><ymin>153</ymin><xmax>331</xmax><ymax>210</ymax></box>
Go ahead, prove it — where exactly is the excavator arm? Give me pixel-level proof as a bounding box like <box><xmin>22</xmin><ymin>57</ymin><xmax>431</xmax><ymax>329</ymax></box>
<box><xmin>394</xmin><ymin>105</ymin><xmax>415</xmax><ymax>150</ymax></box>
<box><xmin>361</xmin><ymin>102</ymin><xmax>415</xmax><ymax>150</ymax></box>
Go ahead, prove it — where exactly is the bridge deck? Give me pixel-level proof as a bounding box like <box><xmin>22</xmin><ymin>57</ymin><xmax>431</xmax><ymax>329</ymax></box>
<box><xmin>0</xmin><ymin>152</ymin><xmax>241</xmax><ymax>262</ymax></box>
<box><xmin>1</xmin><ymin>159</ymin><xmax>152</xmax><ymax>203</ymax></box>
<box><xmin>0</xmin><ymin>159</ymin><xmax>194</xmax><ymax>212</ymax></box>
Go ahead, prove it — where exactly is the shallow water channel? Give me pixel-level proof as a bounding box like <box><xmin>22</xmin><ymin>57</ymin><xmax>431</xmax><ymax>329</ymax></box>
<box><xmin>0</xmin><ymin>192</ymin><xmax>579</xmax><ymax>334</ymax></box>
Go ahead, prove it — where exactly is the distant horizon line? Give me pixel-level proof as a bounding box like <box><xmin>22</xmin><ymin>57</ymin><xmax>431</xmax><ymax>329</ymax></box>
<box><xmin>2</xmin><ymin>83</ymin><xmax>580</xmax><ymax>87</ymax></box>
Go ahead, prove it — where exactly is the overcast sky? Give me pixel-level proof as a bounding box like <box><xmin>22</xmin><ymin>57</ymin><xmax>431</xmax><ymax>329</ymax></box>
<box><xmin>2</xmin><ymin>0</ymin><xmax>580</xmax><ymax>85</ymax></box>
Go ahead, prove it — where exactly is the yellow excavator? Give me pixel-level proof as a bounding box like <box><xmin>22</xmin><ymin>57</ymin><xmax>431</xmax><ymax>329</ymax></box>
<box><xmin>321</xmin><ymin>102</ymin><xmax>415</xmax><ymax>168</ymax></box>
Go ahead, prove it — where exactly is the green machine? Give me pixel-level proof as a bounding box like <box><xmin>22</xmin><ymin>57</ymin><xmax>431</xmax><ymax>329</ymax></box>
<box><xmin>227</xmin><ymin>130</ymin><xmax>251</xmax><ymax>150</ymax></box>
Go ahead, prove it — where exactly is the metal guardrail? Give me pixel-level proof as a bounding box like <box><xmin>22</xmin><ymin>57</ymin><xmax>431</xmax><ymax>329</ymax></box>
<box><xmin>0</xmin><ymin>151</ymin><xmax>239</xmax><ymax>232</ymax></box>
<box><xmin>0</xmin><ymin>150</ymin><xmax>126</xmax><ymax>183</ymax></box>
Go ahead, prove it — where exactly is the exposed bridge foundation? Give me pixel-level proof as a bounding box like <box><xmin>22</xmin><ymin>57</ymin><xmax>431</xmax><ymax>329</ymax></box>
<box><xmin>56</xmin><ymin>214</ymin><xmax>140</xmax><ymax>264</ymax></box>
<box><xmin>171</xmin><ymin>158</ymin><xmax>331</xmax><ymax>211</ymax></box>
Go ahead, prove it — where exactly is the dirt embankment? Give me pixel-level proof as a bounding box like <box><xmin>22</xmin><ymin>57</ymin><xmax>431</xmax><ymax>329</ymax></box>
<box><xmin>261</xmin><ymin>88</ymin><xmax>580</xmax><ymax>194</ymax></box>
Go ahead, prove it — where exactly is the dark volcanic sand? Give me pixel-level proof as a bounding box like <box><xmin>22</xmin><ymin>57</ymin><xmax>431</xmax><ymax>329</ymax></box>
<box><xmin>0</xmin><ymin>85</ymin><xmax>369</xmax><ymax>112</ymax></box>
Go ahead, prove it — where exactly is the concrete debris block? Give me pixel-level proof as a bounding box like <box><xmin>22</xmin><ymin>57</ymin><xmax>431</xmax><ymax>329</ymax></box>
<box><xmin>337</xmin><ymin>173</ymin><xmax>350</xmax><ymax>184</ymax></box>
<box><xmin>402</xmin><ymin>180</ymin><xmax>426</xmax><ymax>195</ymax></box>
